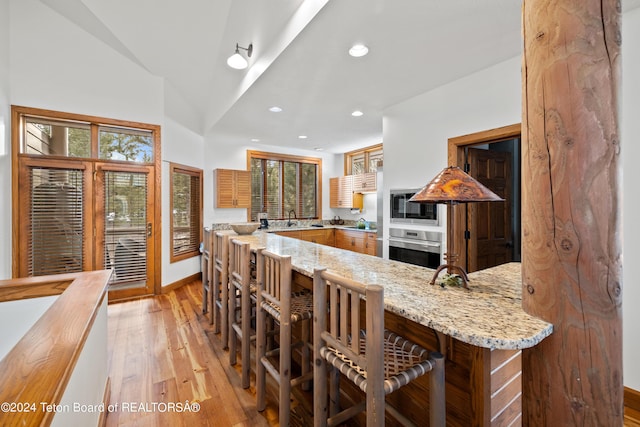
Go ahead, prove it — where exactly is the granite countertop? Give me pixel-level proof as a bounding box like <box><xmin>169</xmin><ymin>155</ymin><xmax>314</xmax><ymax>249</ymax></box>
<box><xmin>224</xmin><ymin>231</ymin><xmax>552</xmax><ymax>350</ymax></box>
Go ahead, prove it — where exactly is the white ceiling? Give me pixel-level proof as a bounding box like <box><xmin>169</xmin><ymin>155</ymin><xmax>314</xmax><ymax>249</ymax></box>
<box><xmin>40</xmin><ymin>0</ymin><xmax>640</xmax><ymax>153</ymax></box>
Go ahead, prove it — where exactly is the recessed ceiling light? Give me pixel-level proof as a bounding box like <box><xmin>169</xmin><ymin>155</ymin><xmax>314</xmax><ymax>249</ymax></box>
<box><xmin>349</xmin><ymin>44</ymin><xmax>369</xmax><ymax>57</ymax></box>
<box><xmin>298</xmin><ymin>135</ymin><xmax>308</xmax><ymax>139</ymax></box>
<box><xmin>351</xmin><ymin>110</ymin><xmax>364</xmax><ymax>117</ymax></box>
<box><xmin>314</xmin><ymin>147</ymin><xmax>324</xmax><ymax>151</ymax></box>
<box><xmin>269</xmin><ymin>106</ymin><xmax>283</xmax><ymax>112</ymax></box>
<box><xmin>251</xmin><ymin>138</ymin><xmax>260</xmax><ymax>142</ymax></box>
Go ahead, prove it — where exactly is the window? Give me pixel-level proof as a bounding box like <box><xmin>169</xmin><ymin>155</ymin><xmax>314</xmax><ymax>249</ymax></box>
<box><xmin>345</xmin><ymin>143</ymin><xmax>383</xmax><ymax>175</ymax></box>
<box><xmin>22</xmin><ymin>116</ymin><xmax>154</xmax><ymax>163</ymax></box>
<box><xmin>170</xmin><ymin>163</ymin><xmax>202</xmax><ymax>262</ymax></box>
<box><xmin>248</xmin><ymin>150</ymin><xmax>322</xmax><ymax>221</ymax></box>
<box><xmin>99</xmin><ymin>126</ymin><xmax>153</xmax><ymax>162</ymax></box>
<box><xmin>13</xmin><ymin>105</ymin><xmax>161</xmax><ymax>300</ymax></box>
<box><xmin>25</xmin><ymin>117</ymin><xmax>91</xmax><ymax>158</ymax></box>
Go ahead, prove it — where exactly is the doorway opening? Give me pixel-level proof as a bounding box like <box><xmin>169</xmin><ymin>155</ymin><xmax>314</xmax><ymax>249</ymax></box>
<box><xmin>447</xmin><ymin>124</ymin><xmax>521</xmax><ymax>273</ymax></box>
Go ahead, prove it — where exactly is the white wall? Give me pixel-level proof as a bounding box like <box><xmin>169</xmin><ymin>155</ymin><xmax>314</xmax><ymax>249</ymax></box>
<box><xmin>382</xmin><ymin>56</ymin><xmax>522</xmax><ymax>257</ymax></box>
<box><xmin>622</xmin><ymin>7</ymin><xmax>640</xmax><ymax>392</ymax></box>
<box><xmin>0</xmin><ymin>295</ymin><xmax>57</xmax><ymax>360</ymax></box>
<box><xmin>202</xmin><ymin>137</ymin><xmax>346</xmax><ymax>226</ymax></box>
<box><xmin>0</xmin><ymin>0</ymin><xmax>11</xmax><ymax>279</ymax></box>
<box><xmin>9</xmin><ymin>0</ymin><xmax>163</xmax><ymax>125</ymax></box>
<box><xmin>3</xmin><ymin>0</ymin><xmax>206</xmax><ymax>286</ymax></box>
<box><xmin>52</xmin><ymin>297</ymin><xmax>108</xmax><ymax>427</ymax></box>
<box><xmin>384</xmin><ymin>28</ymin><xmax>639</xmax><ymax>390</ymax></box>
<box><xmin>161</xmin><ymin>117</ymin><xmax>205</xmax><ymax>285</ymax></box>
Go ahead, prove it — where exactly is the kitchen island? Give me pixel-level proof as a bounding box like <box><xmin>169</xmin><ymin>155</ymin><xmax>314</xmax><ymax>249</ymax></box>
<box><xmin>226</xmin><ymin>230</ymin><xmax>552</xmax><ymax>426</ymax></box>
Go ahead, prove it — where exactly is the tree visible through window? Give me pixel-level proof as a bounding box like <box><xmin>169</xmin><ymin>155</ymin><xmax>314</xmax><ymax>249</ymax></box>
<box><xmin>345</xmin><ymin>143</ymin><xmax>383</xmax><ymax>175</ymax></box>
<box><xmin>170</xmin><ymin>163</ymin><xmax>202</xmax><ymax>262</ymax></box>
<box><xmin>248</xmin><ymin>151</ymin><xmax>321</xmax><ymax>221</ymax></box>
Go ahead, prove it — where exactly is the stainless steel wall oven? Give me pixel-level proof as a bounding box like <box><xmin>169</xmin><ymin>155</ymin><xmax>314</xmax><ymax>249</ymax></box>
<box><xmin>388</xmin><ymin>228</ymin><xmax>442</xmax><ymax>269</ymax></box>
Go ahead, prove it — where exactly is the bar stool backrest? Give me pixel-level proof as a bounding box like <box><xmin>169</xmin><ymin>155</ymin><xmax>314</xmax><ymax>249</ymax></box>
<box><xmin>229</xmin><ymin>239</ymin><xmax>250</xmax><ymax>289</ymax></box>
<box><xmin>257</xmin><ymin>249</ymin><xmax>292</xmax><ymax>321</ymax></box>
<box><xmin>213</xmin><ymin>232</ymin><xmax>229</xmax><ymax>278</ymax></box>
<box><xmin>314</xmin><ymin>269</ymin><xmax>382</xmax><ymax>378</ymax></box>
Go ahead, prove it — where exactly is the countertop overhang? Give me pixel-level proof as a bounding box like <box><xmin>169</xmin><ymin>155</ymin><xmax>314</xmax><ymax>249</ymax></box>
<box><xmin>226</xmin><ymin>231</ymin><xmax>552</xmax><ymax>350</ymax></box>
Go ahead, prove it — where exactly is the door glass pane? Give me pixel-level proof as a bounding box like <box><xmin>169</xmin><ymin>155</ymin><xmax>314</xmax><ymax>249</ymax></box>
<box><xmin>99</xmin><ymin>126</ymin><xmax>153</xmax><ymax>163</ymax></box>
<box><xmin>24</xmin><ymin>117</ymin><xmax>91</xmax><ymax>158</ymax></box>
<box><xmin>29</xmin><ymin>167</ymin><xmax>84</xmax><ymax>275</ymax></box>
<box><xmin>104</xmin><ymin>171</ymin><xmax>148</xmax><ymax>290</ymax></box>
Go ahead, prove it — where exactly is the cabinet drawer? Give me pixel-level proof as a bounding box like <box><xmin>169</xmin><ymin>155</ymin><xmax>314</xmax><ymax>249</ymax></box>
<box><xmin>335</xmin><ymin>230</ymin><xmax>365</xmax><ymax>253</ymax></box>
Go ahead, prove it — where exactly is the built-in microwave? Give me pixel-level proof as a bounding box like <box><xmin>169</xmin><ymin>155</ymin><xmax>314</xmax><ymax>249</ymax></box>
<box><xmin>390</xmin><ymin>189</ymin><xmax>439</xmax><ymax>225</ymax></box>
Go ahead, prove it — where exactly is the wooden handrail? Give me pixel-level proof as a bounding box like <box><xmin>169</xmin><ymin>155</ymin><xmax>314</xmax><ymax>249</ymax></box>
<box><xmin>0</xmin><ymin>270</ymin><xmax>111</xmax><ymax>426</ymax></box>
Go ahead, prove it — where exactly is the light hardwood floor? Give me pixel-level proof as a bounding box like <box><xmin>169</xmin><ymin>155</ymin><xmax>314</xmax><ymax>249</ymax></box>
<box><xmin>627</xmin><ymin>408</ymin><xmax>640</xmax><ymax>427</ymax></box>
<box><xmin>105</xmin><ymin>280</ymin><xmax>640</xmax><ymax>426</ymax></box>
<box><xmin>105</xmin><ymin>281</ymin><xmax>278</xmax><ymax>426</ymax></box>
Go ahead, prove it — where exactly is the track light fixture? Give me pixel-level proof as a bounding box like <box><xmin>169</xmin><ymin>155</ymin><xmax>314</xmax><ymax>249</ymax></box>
<box><xmin>227</xmin><ymin>43</ymin><xmax>253</xmax><ymax>70</ymax></box>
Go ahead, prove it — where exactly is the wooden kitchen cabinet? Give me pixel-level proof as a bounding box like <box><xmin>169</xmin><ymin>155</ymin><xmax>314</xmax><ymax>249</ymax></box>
<box><xmin>215</xmin><ymin>168</ymin><xmax>251</xmax><ymax>208</ymax></box>
<box><xmin>298</xmin><ymin>228</ymin><xmax>335</xmax><ymax>246</ymax></box>
<box><xmin>334</xmin><ymin>229</ymin><xmax>371</xmax><ymax>254</ymax></box>
<box><xmin>277</xmin><ymin>229</ymin><xmax>335</xmax><ymax>246</ymax></box>
<box><xmin>335</xmin><ymin>229</ymin><xmax>377</xmax><ymax>255</ymax></box>
<box><xmin>274</xmin><ymin>230</ymin><xmax>302</xmax><ymax>240</ymax></box>
<box><xmin>363</xmin><ymin>231</ymin><xmax>377</xmax><ymax>255</ymax></box>
<box><xmin>351</xmin><ymin>172</ymin><xmax>376</xmax><ymax>193</ymax></box>
<box><xmin>329</xmin><ymin>176</ymin><xmax>363</xmax><ymax>209</ymax></box>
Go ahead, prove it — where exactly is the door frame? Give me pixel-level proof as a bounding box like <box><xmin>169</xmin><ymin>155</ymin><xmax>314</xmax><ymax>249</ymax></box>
<box><xmin>95</xmin><ymin>162</ymin><xmax>157</xmax><ymax>300</ymax></box>
<box><xmin>447</xmin><ymin>123</ymin><xmax>521</xmax><ymax>271</ymax></box>
<box><xmin>11</xmin><ymin>105</ymin><xmax>162</xmax><ymax>298</ymax></box>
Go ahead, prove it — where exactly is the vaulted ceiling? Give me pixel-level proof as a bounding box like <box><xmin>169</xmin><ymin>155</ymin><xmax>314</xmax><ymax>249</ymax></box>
<box><xmin>40</xmin><ymin>0</ymin><xmax>640</xmax><ymax>153</ymax></box>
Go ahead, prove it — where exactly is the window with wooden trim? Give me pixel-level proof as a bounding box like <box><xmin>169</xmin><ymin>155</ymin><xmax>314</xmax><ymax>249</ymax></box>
<box><xmin>170</xmin><ymin>163</ymin><xmax>202</xmax><ymax>262</ymax></box>
<box><xmin>23</xmin><ymin>116</ymin><xmax>154</xmax><ymax>162</ymax></box>
<box><xmin>248</xmin><ymin>150</ymin><xmax>322</xmax><ymax>221</ymax></box>
<box><xmin>345</xmin><ymin>143</ymin><xmax>383</xmax><ymax>175</ymax></box>
<box><xmin>12</xmin><ymin>105</ymin><xmax>161</xmax><ymax>300</ymax></box>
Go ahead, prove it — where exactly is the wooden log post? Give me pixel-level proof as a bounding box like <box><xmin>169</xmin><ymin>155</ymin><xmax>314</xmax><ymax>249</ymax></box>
<box><xmin>521</xmin><ymin>0</ymin><xmax>623</xmax><ymax>425</ymax></box>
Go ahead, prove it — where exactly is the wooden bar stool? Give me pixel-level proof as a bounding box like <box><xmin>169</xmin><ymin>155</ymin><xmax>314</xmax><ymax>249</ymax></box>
<box><xmin>213</xmin><ymin>231</ymin><xmax>230</xmax><ymax>347</ymax></box>
<box><xmin>313</xmin><ymin>268</ymin><xmax>446</xmax><ymax>427</ymax></box>
<box><xmin>228</xmin><ymin>238</ymin><xmax>256</xmax><ymax>389</ymax></box>
<box><xmin>201</xmin><ymin>227</ymin><xmax>213</xmax><ymax>324</ymax></box>
<box><xmin>255</xmin><ymin>249</ymin><xmax>314</xmax><ymax>427</ymax></box>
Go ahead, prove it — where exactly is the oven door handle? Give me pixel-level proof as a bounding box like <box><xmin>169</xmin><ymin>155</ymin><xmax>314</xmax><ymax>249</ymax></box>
<box><xmin>388</xmin><ymin>238</ymin><xmax>441</xmax><ymax>253</ymax></box>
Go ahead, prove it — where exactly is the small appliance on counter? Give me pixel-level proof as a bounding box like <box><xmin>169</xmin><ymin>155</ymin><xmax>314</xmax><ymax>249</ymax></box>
<box><xmin>329</xmin><ymin>215</ymin><xmax>344</xmax><ymax>225</ymax></box>
<box><xmin>258</xmin><ymin>212</ymin><xmax>269</xmax><ymax>229</ymax></box>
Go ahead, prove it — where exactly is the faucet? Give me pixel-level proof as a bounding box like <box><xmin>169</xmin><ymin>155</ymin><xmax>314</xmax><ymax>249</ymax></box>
<box><xmin>287</xmin><ymin>210</ymin><xmax>297</xmax><ymax>227</ymax></box>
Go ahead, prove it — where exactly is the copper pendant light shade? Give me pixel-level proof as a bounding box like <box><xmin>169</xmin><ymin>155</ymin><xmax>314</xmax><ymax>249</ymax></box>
<box><xmin>409</xmin><ymin>166</ymin><xmax>504</xmax><ymax>204</ymax></box>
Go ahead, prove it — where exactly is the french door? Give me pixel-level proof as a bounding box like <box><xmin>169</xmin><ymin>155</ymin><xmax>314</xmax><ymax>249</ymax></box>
<box><xmin>95</xmin><ymin>163</ymin><xmax>156</xmax><ymax>299</ymax></box>
<box><xmin>18</xmin><ymin>159</ymin><xmax>156</xmax><ymax>299</ymax></box>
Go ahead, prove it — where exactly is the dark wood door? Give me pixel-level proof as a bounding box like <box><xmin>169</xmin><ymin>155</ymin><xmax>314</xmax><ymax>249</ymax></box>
<box><xmin>466</xmin><ymin>148</ymin><xmax>513</xmax><ymax>272</ymax></box>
